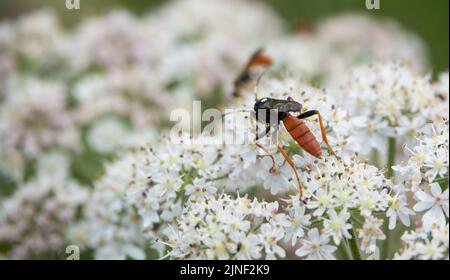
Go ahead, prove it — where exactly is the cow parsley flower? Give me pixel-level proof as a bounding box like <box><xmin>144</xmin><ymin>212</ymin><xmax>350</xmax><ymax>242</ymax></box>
<box><xmin>334</xmin><ymin>63</ymin><xmax>447</xmax><ymax>157</ymax></box>
<box><xmin>161</xmin><ymin>193</ymin><xmax>288</xmax><ymax>260</ymax></box>
<box><xmin>68</xmin><ymin>154</ymin><xmax>148</xmax><ymax>260</ymax></box>
<box><xmin>316</xmin><ymin>14</ymin><xmax>428</xmax><ymax>83</ymax></box>
<box><xmin>283</xmin><ymin>201</ymin><xmax>311</xmax><ymax>246</ymax></box>
<box><xmin>268</xmin><ymin>14</ymin><xmax>428</xmax><ymax>86</ymax></box>
<box><xmin>386</xmin><ymin>192</ymin><xmax>415</xmax><ymax>230</ymax></box>
<box><xmin>358</xmin><ymin>215</ymin><xmax>386</xmax><ymax>254</ymax></box>
<box><xmin>295</xmin><ymin>228</ymin><xmax>337</xmax><ymax>260</ymax></box>
<box><xmin>10</xmin><ymin>10</ymin><xmax>65</xmax><ymax>63</ymax></box>
<box><xmin>0</xmin><ymin>76</ymin><xmax>80</xmax><ymax>158</ymax></box>
<box><xmin>87</xmin><ymin>117</ymin><xmax>129</xmax><ymax>154</ymax></box>
<box><xmin>0</xmin><ymin>176</ymin><xmax>87</xmax><ymax>259</ymax></box>
<box><xmin>394</xmin><ymin>223</ymin><xmax>449</xmax><ymax>260</ymax></box>
<box><xmin>323</xmin><ymin>209</ymin><xmax>352</xmax><ymax>245</ymax></box>
<box><xmin>394</xmin><ymin>120</ymin><xmax>449</xmax><ymax>190</ymax></box>
<box><xmin>413</xmin><ymin>183</ymin><xmax>449</xmax><ymax>231</ymax></box>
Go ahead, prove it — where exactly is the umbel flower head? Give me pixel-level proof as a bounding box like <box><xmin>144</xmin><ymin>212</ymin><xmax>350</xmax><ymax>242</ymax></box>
<box><xmin>0</xmin><ymin>76</ymin><xmax>79</xmax><ymax>158</ymax></box>
<box><xmin>67</xmin><ymin>153</ymin><xmax>148</xmax><ymax>260</ymax></box>
<box><xmin>333</xmin><ymin>62</ymin><xmax>448</xmax><ymax>157</ymax></box>
<box><xmin>394</xmin><ymin>120</ymin><xmax>449</xmax><ymax>188</ymax></box>
<box><xmin>0</xmin><ymin>176</ymin><xmax>87</xmax><ymax>259</ymax></box>
<box><xmin>394</xmin><ymin>223</ymin><xmax>449</xmax><ymax>260</ymax></box>
<box><xmin>268</xmin><ymin>13</ymin><xmax>428</xmax><ymax>86</ymax></box>
<box><xmin>117</xmin><ymin>125</ymin><xmax>412</xmax><ymax>260</ymax></box>
<box><xmin>160</xmin><ymin>193</ymin><xmax>288</xmax><ymax>260</ymax></box>
<box><xmin>394</xmin><ymin>120</ymin><xmax>449</xmax><ymax>231</ymax></box>
<box><xmin>0</xmin><ymin>76</ymin><xmax>80</xmax><ymax>181</ymax></box>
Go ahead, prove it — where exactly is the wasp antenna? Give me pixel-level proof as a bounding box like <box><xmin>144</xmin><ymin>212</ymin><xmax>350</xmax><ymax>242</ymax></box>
<box><xmin>254</xmin><ymin>70</ymin><xmax>267</xmax><ymax>102</ymax></box>
<box><xmin>221</xmin><ymin>109</ymin><xmax>253</xmax><ymax>118</ymax></box>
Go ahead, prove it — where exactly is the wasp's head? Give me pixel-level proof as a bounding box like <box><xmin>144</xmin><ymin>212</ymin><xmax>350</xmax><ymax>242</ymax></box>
<box><xmin>254</xmin><ymin>97</ymin><xmax>271</xmax><ymax>111</ymax></box>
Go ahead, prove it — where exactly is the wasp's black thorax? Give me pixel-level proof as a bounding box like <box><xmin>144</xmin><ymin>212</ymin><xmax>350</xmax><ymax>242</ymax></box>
<box><xmin>254</xmin><ymin>97</ymin><xmax>302</xmax><ymax>124</ymax></box>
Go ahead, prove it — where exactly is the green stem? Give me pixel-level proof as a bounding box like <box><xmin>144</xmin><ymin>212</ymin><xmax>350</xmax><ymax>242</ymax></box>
<box><xmin>348</xmin><ymin>227</ymin><xmax>362</xmax><ymax>260</ymax></box>
<box><xmin>382</xmin><ymin>138</ymin><xmax>396</xmax><ymax>259</ymax></box>
<box><xmin>380</xmin><ymin>216</ymin><xmax>390</xmax><ymax>260</ymax></box>
<box><xmin>371</xmin><ymin>150</ymin><xmax>381</xmax><ymax>168</ymax></box>
<box><xmin>386</xmin><ymin>138</ymin><xmax>396</xmax><ymax>179</ymax></box>
<box><xmin>433</xmin><ymin>175</ymin><xmax>449</xmax><ymax>190</ymax></box>
<box><xmin>337</xmin><ymin>239</ymin><xmax>352</xmax><ymax>260</ymax></box>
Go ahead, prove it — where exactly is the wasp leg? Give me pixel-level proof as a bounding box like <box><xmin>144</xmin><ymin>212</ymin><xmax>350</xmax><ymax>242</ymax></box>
<box><xmin>276</xmin><ymin>144</ymin><xmax>303</xmax><ymax>198</ymax></box>
<box><xmin>298</xmin><ymin>110</ymin><xmax>335</xmax><ymax>156</ymax></box>
<box><xmin>254</xmin><ymin>124</ymin><xmax>276</xmax><ymax>171</ymax></box>
<box><xmin>255</xmin><ymin>143</ymin><xmax>277</xmax><ymax>173</ymax></box>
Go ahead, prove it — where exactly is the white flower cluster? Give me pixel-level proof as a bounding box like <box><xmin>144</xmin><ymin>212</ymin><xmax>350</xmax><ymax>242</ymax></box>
<box><xmin>394</xmin><ymin>223</ymin><xmax>448</xmax><ymax>260</ymax></box>
<box><xmin>332</xmin><ymin>62</ymin><xmax>448</xmax><ymax>157</ymax></box>
<box><xmin>91</xmin><ymin>102</ymin><xmax>406</xmax><ymax>260</ymax></box>
<box><xmin>122</xmin><ymin>149</ymin><xmax>413</xmax><ymax>259</ymax></box>
<box><xmin>163</xmin><ymin>193</ymin><xmax>288</xmax><ymax>260</ymax></box>
<box><xmin>282</xmin><ymin>157</ymin><xmax>404</xmax><ymax>259</ymax></box>
<box><xmin>125</xmin><ymin>137</ymin><xmax>255</xmax><ymax>232</ymax></box>
<box><xmin>390</xmin><ymin>121</ymin><xmax>449</xmax><ymax>260</ymax></box>
<box><xmin>67</xmin><ymin>154</ymin><xmax>147</xmax><ymax>260</ymax></box>
<box><xmin>0</xmin><ymin>77</ymin><xmax>79</xmax><ymax>158</ymax></box>
<box><xmin>394</xmin><ymin>121</ymin><xmax>449</xmax><ymax>229</ymax></box>
<box><xmin>269</xmin><ymin>14</ymin><xmax>428</xmax><ymax>86</ymax></box>
<box><xmin>0</xmin><ymin>0</ymin><xmax>282</xmax><ymax>181</ymax></box>
<box><xmin>0</xmin><ymin>176</ymin><xmax>87</xmax><ymax>259</ymax></box>
<box><xmin>234</xmin><ymin>75</ymin><xmax>375</xmax><ymax>164</ymax></box>
<box><xmin>398</xmin><ymin>121</ymin><xmax>448</xmax><ymax>186</ymax></box>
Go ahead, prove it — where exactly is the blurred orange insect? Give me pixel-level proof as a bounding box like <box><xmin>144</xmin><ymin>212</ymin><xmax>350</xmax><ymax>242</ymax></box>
<box><xmin>232</xmin><ymin>48</ymin><xmax>273</xmax><ymax>98</ymax></box>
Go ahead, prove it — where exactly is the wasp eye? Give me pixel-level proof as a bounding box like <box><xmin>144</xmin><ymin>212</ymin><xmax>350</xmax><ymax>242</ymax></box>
<box><xmin>260</xmin><ymin>98</ymin><xmax>268</xmax><ymax>102</ymax></box>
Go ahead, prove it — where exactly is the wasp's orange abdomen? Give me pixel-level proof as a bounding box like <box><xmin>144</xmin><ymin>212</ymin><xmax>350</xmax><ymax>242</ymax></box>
<box><xmin>282</xmin><ymin>114</ymin><xmax>322</xmax><ymax>158</ymax></box>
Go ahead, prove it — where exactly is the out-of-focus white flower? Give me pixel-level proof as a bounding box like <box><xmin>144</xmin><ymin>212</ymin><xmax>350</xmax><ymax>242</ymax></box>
<box><xmin>433</xmin><ymin>72</ymin><xmax>449</xmax><ymax>108</ymax></box>
<box><xmin>73</xmin><ymin>11</ymin><xmax>154</xmax><ymax>70</ymax></box>
<box><xmin>87</xmin><ymin>117</ymin><xmax>129</xmax><ymax>154</ymax></box>
<box><xmin>413</xmin><ymin>183</ymin><xmax>449</xmax><ymax>231</ymax></box>
<box><xmin>148</xmin><ymin>0</ymin><xmax>283</xmax><ymax>95</ymax></box>
<box><xmin>68</xmin><ymin>153</ymin><xmax>148</xmax><ymax>260</ymax></box>
<box><xmin>316</xmin><ymin>14</ymin><xmax>428</xmax><ymax>83</ymax></box>
<box><xmin>394</xmin><ymin>223</ymin><xmax>448</xmax><ymax>260</ymax></box>
<box><xmin>268</xmin><ymin>14</ymin><xmax>428</xmax><ymax>87</ymax></box>
<box><xmin>0</xmin><ymin>146</ymin><xmax>25</xmax><ymax>182</ymax></box>
<box><xmin>13</xmin><ymin>10</ymin><xmax>64</xmax><ymax>61</ymax></box>
<box><xmin>0</xmin><ymin>177</ymin><xmax>87</xmax><ymax>259</ymax></box>
<box><xmin>0</xmin><ymin>76</ymin><xmax>80</xmax><ymax>158</ymax></box>
<box><xmin>36</xmin><ymin>151</ymin><xmax>70</xmax><ymax>181</ymax></box>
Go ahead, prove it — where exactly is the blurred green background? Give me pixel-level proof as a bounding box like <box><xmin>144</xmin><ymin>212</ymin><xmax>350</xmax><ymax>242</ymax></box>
<box><xmin>0</xmin><ymin>0</ymin><xmax>448</xmax><ymax>74</ymax></box>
